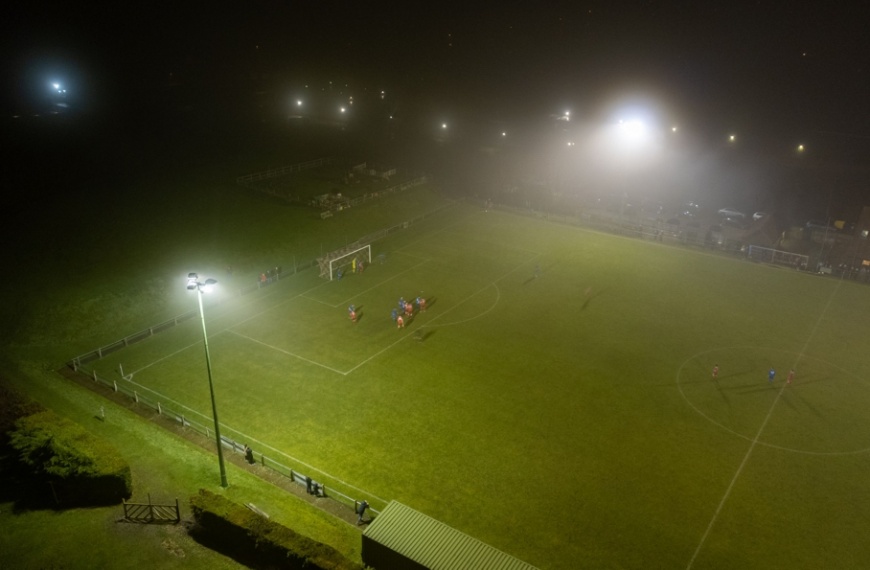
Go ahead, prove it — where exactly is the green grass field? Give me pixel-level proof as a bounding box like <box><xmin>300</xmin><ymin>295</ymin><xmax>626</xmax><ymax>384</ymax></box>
<box><xmin>80</xmin><ymin>201</ymin><xmax>870</xmax><ymax>569</ymax></box>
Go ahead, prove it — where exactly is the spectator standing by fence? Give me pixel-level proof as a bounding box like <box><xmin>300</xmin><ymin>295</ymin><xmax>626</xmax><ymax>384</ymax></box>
<box><xmin>357</xmin><ymin>500</ymin><xmax>369</xmax><ymax>524</ymax></box>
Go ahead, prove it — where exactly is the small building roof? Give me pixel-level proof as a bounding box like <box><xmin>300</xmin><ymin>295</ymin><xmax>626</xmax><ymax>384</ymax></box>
<box><xmin>363</xmin><ymin>501</ymin><xmax>539</xmax><ymax>570</ymax></box>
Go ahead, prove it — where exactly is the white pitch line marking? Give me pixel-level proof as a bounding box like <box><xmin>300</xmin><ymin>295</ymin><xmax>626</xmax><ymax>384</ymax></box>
<box><xmin>686</xmin><ymin>279</ymin><xmax>844</xmax><ymax>569</ymax></box>
<box><xmin>112</xmin><ymin>373</ymin><xmax>386</xmax><ymax>504</ymax></box>
<box><xmin>225</xmin><ymin>329</ymin><xmax>349</xmax><ymax>375</ymax></box>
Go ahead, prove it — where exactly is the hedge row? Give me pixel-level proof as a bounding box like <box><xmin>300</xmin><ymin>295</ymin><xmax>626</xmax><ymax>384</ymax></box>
<box><xmin>0</xmin><ymin>383</ymin><xmax>44</xmax><ymax>443</ymax></box>
<box><xmin>8</xmin><ymin>409</ymin><xmax>132</xmax><ymax>506</ymax></box>
<box><xmin>190</xmin><ymin>489</ymin><xmax>365</xmax><ymax>570</ymax></box>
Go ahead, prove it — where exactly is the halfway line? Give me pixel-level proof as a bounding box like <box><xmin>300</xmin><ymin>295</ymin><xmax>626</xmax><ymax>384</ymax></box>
<box><xmin>686</xmin><ymin>278</ymin><xmax>844</xmax><ymax>568</ymax></box>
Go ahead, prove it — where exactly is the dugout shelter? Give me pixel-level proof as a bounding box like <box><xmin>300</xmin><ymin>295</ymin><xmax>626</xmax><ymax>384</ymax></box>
<box><xmin>362</xmin><ymin>501</ymin><xmax>538</xmax><ymax>570</ymax></box>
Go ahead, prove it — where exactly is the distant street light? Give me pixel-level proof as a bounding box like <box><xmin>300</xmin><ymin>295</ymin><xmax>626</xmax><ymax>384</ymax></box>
<box><xmin>187</xmin><ymin>273</ymin><xmax>228</xmax><ymax>488</ymax></box>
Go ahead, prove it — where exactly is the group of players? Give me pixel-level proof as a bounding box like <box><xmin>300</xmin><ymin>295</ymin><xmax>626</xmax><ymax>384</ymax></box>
<box><xmin>390</xmin><ymin>296</ymin><xmax>427</xmax><ymax>328</ymax></box>
<box><xmin>346</xmin><ymin>295</ymin><xmax>428</xmax><ymax>328</ymax></box>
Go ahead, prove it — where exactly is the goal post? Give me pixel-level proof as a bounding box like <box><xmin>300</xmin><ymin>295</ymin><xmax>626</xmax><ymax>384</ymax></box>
<box><xmin>747</xmin><ymin>245</ymin><xmax>808</xmax><ymax>269</ymax></box>
<box><xmin>318</xmin><ymin>244</ymin><xmax>372</xmax><ymax>280</ymax></box>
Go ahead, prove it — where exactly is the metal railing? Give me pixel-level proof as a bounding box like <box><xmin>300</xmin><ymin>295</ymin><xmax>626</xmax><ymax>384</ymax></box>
<box><xmin>235</xmin><ymin>158</ymin><xmax>334</xmax><ymax>187</ymax></box>
<box><xmin>68</xmin><ymin>362</ymin><xmax>382</xmax><ymax>517</ymax></box>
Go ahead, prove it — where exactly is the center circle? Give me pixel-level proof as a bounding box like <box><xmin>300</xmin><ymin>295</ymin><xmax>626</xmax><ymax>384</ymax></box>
<box><xmin>677</xmin><ymin>346</ymin><xmax>870</xmax><ymax>455</ymax></box>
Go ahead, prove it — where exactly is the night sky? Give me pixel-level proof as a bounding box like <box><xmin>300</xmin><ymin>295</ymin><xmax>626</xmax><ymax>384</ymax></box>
<box><xmin>4</xmin><ymin>1</ymin><xmax>870</xmax><ymax>220</ymax></box>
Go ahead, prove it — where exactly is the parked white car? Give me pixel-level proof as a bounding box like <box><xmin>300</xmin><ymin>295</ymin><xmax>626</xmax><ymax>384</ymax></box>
<box><xmin>718</xmin><ymin>208</ymin><xmax>745</xmax><ymax>219</ymax></box>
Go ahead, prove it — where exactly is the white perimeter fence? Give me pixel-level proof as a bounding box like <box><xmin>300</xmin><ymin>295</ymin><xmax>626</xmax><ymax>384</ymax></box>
<box><xmin>68</xmin><ymin>360</ymin><xmax>378</xmax><ymax>516</ymax></box>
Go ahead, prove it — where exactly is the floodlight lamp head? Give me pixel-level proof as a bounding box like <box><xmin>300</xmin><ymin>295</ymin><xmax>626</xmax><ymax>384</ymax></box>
<box><xmin>186</xmin><ymin>273</ymin><xmax>199</xmax><ymax>290</ymax></box>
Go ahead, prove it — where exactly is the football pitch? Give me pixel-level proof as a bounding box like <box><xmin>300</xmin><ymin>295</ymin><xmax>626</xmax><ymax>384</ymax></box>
<box><xmin>87</xmin><ymin>204</ymin><xmax>870</xmax><ymax>569</ymax></box>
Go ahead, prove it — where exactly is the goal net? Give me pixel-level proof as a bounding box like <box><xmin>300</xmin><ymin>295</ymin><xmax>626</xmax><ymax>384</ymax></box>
<box><xmin>747</xmin><ymin>245</ymin><xmax>808</xmax><ymax>269</ymax></box>
<box><xmin>318</xmin><ymin>244</ymin><xmax>372</xmax><ymax>280</ymax></box>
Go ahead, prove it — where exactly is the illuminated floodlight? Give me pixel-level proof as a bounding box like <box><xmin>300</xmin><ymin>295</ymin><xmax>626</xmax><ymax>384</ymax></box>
<box><xmin>671</xmin><ymin>126</ymin><xmax>678</xmax><ymax>132</ymax></box>
<box><xmin>729</xmin><ymin>134</ymin><xmax>736</xmax><ymax>142</ymax></box>
<box><xmin>567</xmin><ymin>141</ymin><xmax>575</xmax><ymax>146</ymax></box>
<box><xmin>442</xmin><ymin>123</ymin><xmax>447</xmax><ymax>129</ymax></box>
<box><xmin>340</xmin><ymin>107</ymin><xmax>346</xmax><ymax>113</ymax></box>
<box><xmin>797</xmin><ymin>144</ymin><xmax>805</xmax><ymax>152</ymax></box>
<box><xmin>53</xmin><ymin>83</ymin><xmax>60</xmax><ymax>90</ymax></box>
<box><xmin>618</xmin><ymin>119</ymin><xmax>646</xmax><ymax>137</ymax></box>
<box><xmin>186</xmin><ymin>272</ymin><xmax>227</xmax><ymax>488</ymax></box>
<box><xmin>502</xmin><ymin>132</ymin><xmax>507</xmax><ymax>137</ymax></box>
<box><xmin>296</xmin><ymin>100</ymin><xmax>302</xmax><ymax>106</ymax></box>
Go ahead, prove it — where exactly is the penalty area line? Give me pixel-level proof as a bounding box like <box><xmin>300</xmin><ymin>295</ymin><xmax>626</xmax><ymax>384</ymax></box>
<box><xmin>130</xmin><ymin>338</ymin><xmax>207</xmax><ymax>376</ymax></box>
<box><xmin>225</xmin><ymin>329</ymin><xmax>349</xmax><ymax>376</ymax></box>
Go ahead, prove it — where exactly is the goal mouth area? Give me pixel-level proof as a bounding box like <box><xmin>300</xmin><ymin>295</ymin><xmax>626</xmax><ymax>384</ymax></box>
<box><xmin>747</xmin><ymin>245</ymin><xmax>808</xmax><ymax>268</ymax></box>
<box><xmin>318</xmin><ymin>244</ymin><xmax>372</xmax><ymax>280</ymax></box>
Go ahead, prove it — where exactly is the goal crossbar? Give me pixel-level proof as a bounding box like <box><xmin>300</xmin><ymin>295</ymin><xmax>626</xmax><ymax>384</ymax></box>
<box><xmin>318</xmin><ymin>244</ymin><xmax>372</xmax><ymax>280</ymax></box>
<box><xmin>747</xmin><ymin>245</ymin><xmax>808</xmax><ymax>268</ymax></box>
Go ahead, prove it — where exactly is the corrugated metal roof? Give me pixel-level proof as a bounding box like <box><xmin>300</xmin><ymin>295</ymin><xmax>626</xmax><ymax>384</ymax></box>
<box><xmin>363</xmin><ymin>501</ymin><xmax>539</xmax><ymax>570</ymax></box>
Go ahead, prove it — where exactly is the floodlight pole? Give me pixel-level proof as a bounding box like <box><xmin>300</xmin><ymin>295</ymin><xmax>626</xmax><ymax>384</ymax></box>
<box><xmin>194</xmin><ymin>278</ymin><xmax>228</xmax><ymax>488</ymax></box>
